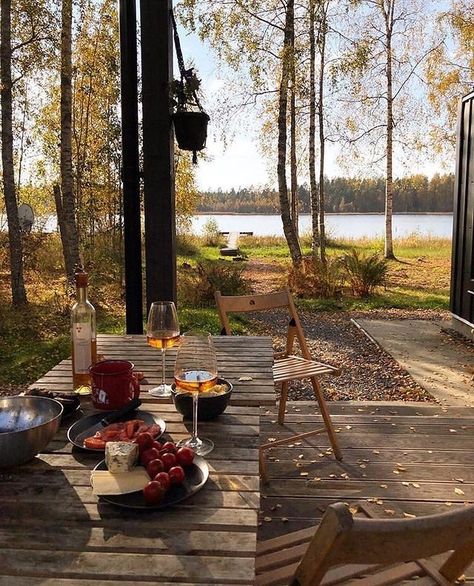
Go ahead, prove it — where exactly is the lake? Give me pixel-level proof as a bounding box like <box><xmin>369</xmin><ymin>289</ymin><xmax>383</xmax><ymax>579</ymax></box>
<box><xmin>2</xmin><ymin>212</ymin><xmax>453</xmax><ymax>239</ymax></box>
<box><xmin>193</xmin><ymin>213</ymin><xmax>453</xmax><ymax>239</ymax></box>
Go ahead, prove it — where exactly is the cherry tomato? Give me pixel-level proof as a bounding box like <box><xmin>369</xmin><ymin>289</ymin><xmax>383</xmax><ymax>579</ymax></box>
<box><xmin>161</xmin><ymin>441</ymin><xmax>177</xmax><ymax>454</ymax></box>
<box><xmin>135</xmin><ymin>432</ymin><xmax>154</xmax><ymax>453</ymax></box>
<box><xmin>140</xmin><ymin>447</ymin><xmax>161</xmax><ymax>467</ymax></box>
<box><xmin>176</xmin><ymin>447</ymin><xmax>195</xmax><ymax>467</ymax></box>
<box><xmin>146</xmin><ymin>458</ymin><xmax>165</xmax><ymax>478</ymax></box>
<box><xmin>151</xmin><ymin>440</ymin><xmax>163</xmax><ymax>452</ymax></box>
<box><xmin>143</xmin><ymin>480</ymin><xmax>165</xmax><ymax>505</ymax></box>
<box><xmin>154</xmin><ymin>471</ymin><xmax>171</xmax><ymax>491</ymax></box>
<box><xmin>160</xmin><ymin>452</ymin><xmax>177</xmax><ymax>471</ymax></box>
<box><xmin>168</xmin><ymin>465</ymin><xmax>185</xmax><ymax>485</ymax></box>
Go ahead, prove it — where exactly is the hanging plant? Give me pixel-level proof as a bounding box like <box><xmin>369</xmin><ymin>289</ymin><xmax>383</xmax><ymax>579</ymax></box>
<box><xmin>170</xmin><ymin>10</ymin><xmax>210</xmax><ymax>164</ymax></box>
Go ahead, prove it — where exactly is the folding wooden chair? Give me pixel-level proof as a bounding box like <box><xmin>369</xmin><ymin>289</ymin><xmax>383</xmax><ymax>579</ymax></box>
<box><xmin>255</xmin><ymin>502</ymin><xmax>474</xmax><ymax>585</ymax></box>
<box><xmin>215</xmin><ymin>288</ymin><xmax>342</xmax><ymax>483</ymax></box>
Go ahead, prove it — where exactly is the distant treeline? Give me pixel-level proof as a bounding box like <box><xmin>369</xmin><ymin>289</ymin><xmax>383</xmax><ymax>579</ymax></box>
<box><xmin>199</xmin><ymin>174</ymin><xmax>454</xmax><ymax>214</ymax></box>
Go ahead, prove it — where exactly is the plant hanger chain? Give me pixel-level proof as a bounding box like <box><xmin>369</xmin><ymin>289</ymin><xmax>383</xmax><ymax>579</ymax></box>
<box><xmin>170</xmin><ymin>8</ymin><xmax>204</xmax><ymax>113</ymax></box>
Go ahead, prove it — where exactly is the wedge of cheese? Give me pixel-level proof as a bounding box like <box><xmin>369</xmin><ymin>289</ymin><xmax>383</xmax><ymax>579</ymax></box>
<box><xmin>105</xmin><ymin>441</ymin><xmax>138</xmax><ymax>473</ymax></box>
<box><xmin>91</xmin><ymin>467</ymin><xmax>150</xmax><ymax>495</ymax></box>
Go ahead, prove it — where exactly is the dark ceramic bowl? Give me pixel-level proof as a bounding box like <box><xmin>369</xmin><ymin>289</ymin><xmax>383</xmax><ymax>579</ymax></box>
<box><xmin>171</xmin><ymin>378</ymin><xmax>233</xmax><ymax>421</ymax></box>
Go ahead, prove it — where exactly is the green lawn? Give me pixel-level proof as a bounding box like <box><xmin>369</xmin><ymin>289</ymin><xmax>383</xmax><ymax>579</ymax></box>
<box><xmin>0</xmin><ymin>234</ymin><xmax>451</xmax><ymax>389</ymax></box>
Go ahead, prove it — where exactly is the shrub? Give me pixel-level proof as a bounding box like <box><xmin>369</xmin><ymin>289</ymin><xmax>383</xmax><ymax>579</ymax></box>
<box><xmin>288</xmin><ymin>255</ymin><xmax>343</xmax><ymax>299</ymax></box>
<box><xmin>26</xmin><ymin>233</ymin><xmax>64</xmax><ymax>275</ymax></box>
<box><xmin>340</xmin><ymin>249</ymin><xmax>388</xmax><ymax>297</ymax></box>
<box><xmin>176</xmin><ymin>233</ymin><xmax>199</xmax><ymax>257</ymax></box>
<box><xmin>179</xmin><ymin>260</ymin><xmax>251</xmax><ymax>306</ymax></box>
<box><xmin>201</xmin><ymin>218</ymin><xmax>224</xmax><ymax>247</ymax></box>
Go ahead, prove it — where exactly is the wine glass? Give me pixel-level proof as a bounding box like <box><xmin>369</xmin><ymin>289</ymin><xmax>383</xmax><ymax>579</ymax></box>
<box><xmin>174</xmin><ymin>331</ymin><xmax>217</xmax><ymax>456</ymax></box>
<box><xmin>146</xmin><ymin>301</ymin><xmax>180</xmax><ymax>397</ymax></box>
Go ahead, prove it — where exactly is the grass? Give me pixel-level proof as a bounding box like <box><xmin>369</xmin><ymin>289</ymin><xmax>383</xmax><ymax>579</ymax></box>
<box><xmin>0</xmin><ymin>232</ymin><xmax>451</xmax><ymax>389</ymax></box>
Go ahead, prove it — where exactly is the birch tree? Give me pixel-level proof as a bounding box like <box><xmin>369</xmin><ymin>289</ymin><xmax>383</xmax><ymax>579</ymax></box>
<box><xmin>425</xmin><ymin>0</ymin><xmax>474</xmax><ymax>155</ymax></box>
<box><xmin>180</xmin><ymin>0</ymin><xmax>302</xmax><ymax>265</ymax></box>
<box><xmin>308</xmin><ymin>0</ymin><xmax>320</xmax><ymax>256</ymax></box>
<box><xmin>336</xmin><ymin>0</ymin><xmax>436</xmax><ymax>259</ymax></box>
<box><xmin>1</xmin><ymin>0</ymin><xmax>53</xmax><ymax>304</ymax></box>
<box><xmin>57</xmin><ymin>0</ymin><xmax>80</xmax><ymax>282</ymax></box>
<box><xmin>1</xmin><ymin>0</ymin><xmax>27</xmax><ymax>304</ymax></box>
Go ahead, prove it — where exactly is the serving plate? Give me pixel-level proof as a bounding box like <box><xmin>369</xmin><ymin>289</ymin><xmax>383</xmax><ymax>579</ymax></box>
<box><xmin>93</xmin><ymin>455</ymin><xmax>209</xmax><ymax>509</ymax></box>
<box><xmin>67</xmin><ymin>410</ymin><xmax>165</xmax><ymax>452</ymax></box>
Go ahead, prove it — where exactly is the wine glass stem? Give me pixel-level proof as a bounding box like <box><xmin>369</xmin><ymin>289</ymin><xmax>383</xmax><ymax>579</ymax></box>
<box><xmin>161</xmin><ymin>348</ymin><xmax>166</xmax><ymax>386</ymax></box>
<box><xmin>192</xmin><ymin>391</ymin><xmax>199</xmax><ymax>442</ymax></box>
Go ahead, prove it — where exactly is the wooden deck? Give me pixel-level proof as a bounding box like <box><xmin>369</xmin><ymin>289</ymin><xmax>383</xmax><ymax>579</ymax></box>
<box><xmin>259</xmin><ymin>401</ymin><xmax>474</xmax><ymax>552</ymax></box>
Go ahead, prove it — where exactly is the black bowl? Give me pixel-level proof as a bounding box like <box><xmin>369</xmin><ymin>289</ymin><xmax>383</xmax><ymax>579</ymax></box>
<box><xmin>171</xmin><ymin>378</ymin><xmax>232</xmax><ymax>421</ymax></box>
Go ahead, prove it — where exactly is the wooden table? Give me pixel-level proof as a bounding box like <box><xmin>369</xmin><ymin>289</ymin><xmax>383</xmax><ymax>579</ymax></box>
<box><xmin>34</xmin><ymin>335</ymin><xmax>276</xmax><ymax>407</ymax></box>
<box><xmin>0</xmin><ymin>335</ymin><xmax>274</xmax><ymax>585</ymax></box>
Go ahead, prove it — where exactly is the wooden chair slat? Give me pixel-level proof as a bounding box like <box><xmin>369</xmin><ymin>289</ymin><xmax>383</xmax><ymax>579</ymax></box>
<box><xmin>339</xmin><ymin>561</ymin><xmax>423</xmax><ymax>586</ymax></box>
<box><xmin>254</xmin><ymin>561</ymin><xmax>300</xmax><ymax>586</ymax></box>
<box><xmin>256</xmin><ymin>526</ymin><xmax>315</xmax><ymax>556</ymax></box>
<box><xmin>255</xmin><ymin>543</ymin><xmax>308</xmax><ymax>573</ymax></box>
<box><xmin>321</xmin><ymin>563</ymin><xmax>383</xmax><ymax>585</ymax></box>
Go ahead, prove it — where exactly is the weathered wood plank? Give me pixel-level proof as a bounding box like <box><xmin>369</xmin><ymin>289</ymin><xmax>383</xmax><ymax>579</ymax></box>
<box><xmin>0</xmin><ymin>468</ymin><xmax>260</xmax><ymax>492</ymax></box>
<box><xmin>0</xmin><ymin>502</ymin><xmax>257</xmax><ymax>527</ymax></box>
<box><xmin>260</xmin><ymin>430</ymin><xmax>474</xmax><ymax>451</ymax></box>
<box><xmin>0</xmin><ymin>550</ymin><xmax>256</xmax><ymax>584</ymax></box>
<box><xmin>0</xmin><ymin>576</ymin><xmax>239</xmax><ymax>586</ymax></box>
<box><xmin>0</xmin><ymin>527</ymin><xmax>256</xmax><ymax>555</ymax></box>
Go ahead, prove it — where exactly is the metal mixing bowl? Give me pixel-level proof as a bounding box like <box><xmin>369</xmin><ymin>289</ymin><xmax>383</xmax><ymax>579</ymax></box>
<box><xmin>0</xmin><ymin>396</ymin><xmax>63</xmax><ymax>468</ymax></box>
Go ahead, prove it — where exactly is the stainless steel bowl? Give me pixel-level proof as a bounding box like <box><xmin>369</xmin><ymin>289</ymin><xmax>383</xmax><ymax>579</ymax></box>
<box><xmin>0</xmin><ymin>396</ymin><xmax>63</xmax><ymax>468</ymax></box>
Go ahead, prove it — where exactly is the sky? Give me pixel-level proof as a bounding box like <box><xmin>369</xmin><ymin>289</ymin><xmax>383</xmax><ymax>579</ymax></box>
<box><xmin>176</xmin><ymin>10</ymin><xmax>454</xmax><ymax>192</ymax></box>
<box><xmin>178</xmin><ymin>29</ymin><xmax>271</xmax><ymax>191</ymax></box>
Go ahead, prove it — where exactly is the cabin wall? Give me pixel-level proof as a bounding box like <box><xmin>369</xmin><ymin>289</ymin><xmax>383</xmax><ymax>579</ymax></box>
<box><xmin>450</xmin><ymin>91</ymin><xmax>474</xmax><ymax>341</ymax></box>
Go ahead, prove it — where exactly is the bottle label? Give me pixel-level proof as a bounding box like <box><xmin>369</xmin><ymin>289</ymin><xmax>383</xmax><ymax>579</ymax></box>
<box><xmin>73</xmin><ymin>324</ymin><xmax>92</xmax><ymax>374</ymax></box>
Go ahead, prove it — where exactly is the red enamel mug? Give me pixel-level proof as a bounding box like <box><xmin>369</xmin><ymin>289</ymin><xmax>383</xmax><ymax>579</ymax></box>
<box><xmin>89</xmin><ymin>360</ymin><xmax>140</xmax><ymax>410</ymax></box>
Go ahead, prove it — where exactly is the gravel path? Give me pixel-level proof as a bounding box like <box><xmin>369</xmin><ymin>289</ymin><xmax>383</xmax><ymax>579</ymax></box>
<box><xmin>250</xmin><ymin>308</ymin><xmax>441</xmax><ymax>402</ymax></box>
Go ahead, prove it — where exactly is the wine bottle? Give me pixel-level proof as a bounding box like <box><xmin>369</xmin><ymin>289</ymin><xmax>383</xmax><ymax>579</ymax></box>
<box><xmin>71</xmin><ymin>268</ymin><xmax>97</xmax><ymax>392</ymax></box>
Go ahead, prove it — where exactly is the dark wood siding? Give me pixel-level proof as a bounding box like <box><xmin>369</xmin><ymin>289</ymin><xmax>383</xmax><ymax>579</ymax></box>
<box><xmin>450</xmin><ymin>91</ymin><xmax>474</xmax><ymax>326</ymax></box>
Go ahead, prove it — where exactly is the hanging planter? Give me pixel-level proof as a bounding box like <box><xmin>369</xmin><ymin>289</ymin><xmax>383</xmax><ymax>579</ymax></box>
<box><xmin>170</xmin><ymin>9</ymin><xmax>210</xmax><ymax>164</ymax></box>
<box><xmin>172</xmin><ymin>111</ymin><xmax>210</xmax><ymax>152</ymax></box>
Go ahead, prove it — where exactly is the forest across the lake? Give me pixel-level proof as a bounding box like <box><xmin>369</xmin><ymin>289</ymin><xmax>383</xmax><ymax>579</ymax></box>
<box><xmin>199</xmin><ymin>174</ymin><xmax>455</xmax><ymax>214</ymax></box>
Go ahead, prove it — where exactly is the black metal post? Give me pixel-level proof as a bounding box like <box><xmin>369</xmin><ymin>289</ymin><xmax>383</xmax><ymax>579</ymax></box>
<box><xmin>119</xmin><ymin>0</ymin><xmax>143</xmax><ymax>333</ymax></box>
<box><xmin>140</xmin><ymin>0</ymin><xmax>177</xmax><ymax>311</ymax></box>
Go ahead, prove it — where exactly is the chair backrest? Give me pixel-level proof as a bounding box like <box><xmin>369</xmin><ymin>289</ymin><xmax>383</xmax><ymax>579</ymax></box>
<box><xmin>294</xmin><ymin>502</ymin><xmax>474</xmax><ymax>585</ymax></box>
<box><xmin>214</xmin><ymin>288</ymin><xmax>312</xmax><ymax>359</ymax></box>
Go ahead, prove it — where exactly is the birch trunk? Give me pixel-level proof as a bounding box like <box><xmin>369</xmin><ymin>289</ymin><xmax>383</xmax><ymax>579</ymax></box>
<box><xmin>1</xmin><ymin>0</ymin><xmax>27</xmax><ymax>305</ymax></box>
<box><xmin>383</xmin><ymin>0</ymin><xmax>395</xmax><ymax>259</ymax></box>
<box><xmin>60</xmin><ymin>0</ymin><xmax>80</xmax><ymax>281</ymax></box>
<box><xmin>318</xmin><ymin>2</ymin><xmax>328</xmax><ymax>263</ymax></box>
<box><xmin>290</xmin><ymin>33</ymin><xmax>298</xmax><ymax>235</ymax></box>
<box><xmin>278</xmin><ymin>0</ymin><xmax>302</xmax><ymax>266</ymax></box>
<box><xmin>309</xmin><ymin>0</ymin><xmax>320</xmax><ymax>255</ymax></box>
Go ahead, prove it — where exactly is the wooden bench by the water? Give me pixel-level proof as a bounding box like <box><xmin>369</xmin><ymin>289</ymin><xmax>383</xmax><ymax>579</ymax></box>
<box><xmin>220</xmin><ymin>231</ymin><xmax>253</xmax><ymax>257</ymax></box>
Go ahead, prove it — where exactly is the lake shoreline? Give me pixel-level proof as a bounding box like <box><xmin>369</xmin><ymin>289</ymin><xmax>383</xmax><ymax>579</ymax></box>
<box><xmin>196</xmin><ymin>211</ymin><xmax>453</xmax><ymax>216</ymax></box>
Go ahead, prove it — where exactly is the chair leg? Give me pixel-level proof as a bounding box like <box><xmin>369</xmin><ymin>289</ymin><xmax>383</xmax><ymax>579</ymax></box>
<box><xmin>311</xmin><ymin>377</ymin><xmax>343</xmax><ymax>461</ymax></box>
<box><xmin>278</xmin><ymin>381</ymin><xmax>289</xmax><ymax>425</ymax></box>
<box><xmin>259</xmin><ymin>447</ymin><xmax>269</xmax><ymax>484</ymax></box>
